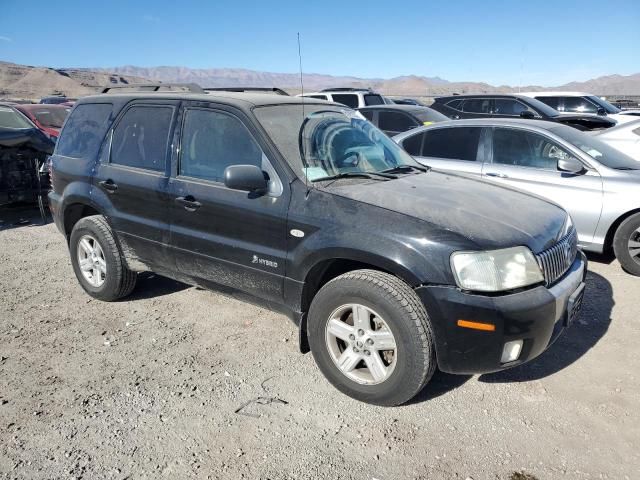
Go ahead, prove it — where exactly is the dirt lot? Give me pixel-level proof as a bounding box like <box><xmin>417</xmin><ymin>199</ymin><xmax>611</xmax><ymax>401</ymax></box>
<box><xmin>1</xmin><ymin>206</ymin><xmax>638</xmax><ymax>480</ymax></box>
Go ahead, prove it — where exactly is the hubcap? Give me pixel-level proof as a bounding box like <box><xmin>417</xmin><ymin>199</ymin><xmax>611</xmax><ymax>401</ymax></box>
<box><xmin>325</xmin><ymin>303</ymin><xmax>397</xmax><ymax>385</ymax></box>
<box><xmin>629</xmin><ymin>227</ymin><xmax>640</xmax><ymax>264</ymax></box>
<box><xmin>77</xmin><ymin>235</ymin><xmax>107</xmax><ymax>287</ymax></box>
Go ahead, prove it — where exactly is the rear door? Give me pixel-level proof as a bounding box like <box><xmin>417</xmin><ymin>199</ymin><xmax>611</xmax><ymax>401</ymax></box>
<box><xmin>168</xmin><ymin>102</ymin><xmax>289</xmax><ymax>303</ymax></box>
<box><xmin>482</xmin><ymin>126</ymin><xmax>603</xmax><ymax>245</ymax></box>
<box><xmin>377</xmin><ymin>110</ymin><xmax>420</xmax><ymax>137</ymax></box>
<box><xmin>92</xmin><ymin>101</ymin><xmax>178</xmax><ymax>269</ymax></box>
<box><xmin>400</xmin><ymin>126</ymin><xmax>484</xmax><ymax>176</ymax></box>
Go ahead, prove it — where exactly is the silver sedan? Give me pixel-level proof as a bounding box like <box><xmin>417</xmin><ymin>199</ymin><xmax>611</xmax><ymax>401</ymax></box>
<box><xmin>393</xmin><ymin>118</ymin><xmax>640</xmax><ymax>275</ymax></box>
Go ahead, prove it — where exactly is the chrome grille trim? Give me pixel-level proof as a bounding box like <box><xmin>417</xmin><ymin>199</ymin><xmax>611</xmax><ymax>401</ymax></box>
<box><xmin>536</xmin><ymin>228</ymin><xmax>578</xmax><ymax>287</ymax></box>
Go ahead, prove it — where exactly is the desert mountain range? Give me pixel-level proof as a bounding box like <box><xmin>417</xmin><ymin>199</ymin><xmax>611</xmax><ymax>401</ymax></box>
<box><xmin>1</xmin><ymin>61</ymin><xmax>639</xmax><ymax>101</ymax></box>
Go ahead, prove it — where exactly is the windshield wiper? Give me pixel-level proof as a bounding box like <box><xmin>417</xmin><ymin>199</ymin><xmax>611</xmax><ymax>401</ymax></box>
<box><xmin>310</xmin><ymin>171</ymin><xmax>397</xmax><ymax>182</ymax></box>
<box><xmin>381</xmin><ymin>165</ymin><xmax>430</xmax><ymax>174</ymax></box>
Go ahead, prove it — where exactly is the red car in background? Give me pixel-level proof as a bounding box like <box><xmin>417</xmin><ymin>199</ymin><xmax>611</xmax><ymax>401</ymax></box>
<box><xmin>14</xmin><ymin>104</ymin><xmax>70</xmax><ymax>139</ymax></box>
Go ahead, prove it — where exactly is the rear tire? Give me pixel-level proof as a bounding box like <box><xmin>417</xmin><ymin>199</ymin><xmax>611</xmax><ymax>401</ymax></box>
<box><xmin>307</xmin><ymin>269</ymin><xmax>436</xmax><ymax>406</ymax></box>
<box><xmin>69</xmin><ymin>215</ymin><xmax>137</xmax><ymax>301</ymax></box>
<box><xmin>613</xmin><ymin>213</ymin><xmax>640</xmax><ymax>276</ymax></box>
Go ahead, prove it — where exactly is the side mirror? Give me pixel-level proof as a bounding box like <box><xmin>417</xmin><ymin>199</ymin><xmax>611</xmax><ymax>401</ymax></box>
<box><xmin>557</xmin><ymin>157</ymin><xmax>585</xmax><ymax>174</ymax></box>
<box><xmin>224</xmin><ymin>165</ymin><xmax>268</xmax><ymax>193</ymax></box>
<box><xmin>520</xmin><ymin>110</ymin><xmax>535</xmax><ymax>119</ymax></box>
<box><xmin>596</xmin><ymin>107</ymin><xmax>606</xmax><ymax>116</ymax></box>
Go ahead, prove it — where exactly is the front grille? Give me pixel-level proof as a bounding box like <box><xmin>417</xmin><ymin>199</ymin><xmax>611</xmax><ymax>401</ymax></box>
<box><xmin>536</xmin><ymin>228</ymin><xmax>578</xmax><ymax>287</ymax></box>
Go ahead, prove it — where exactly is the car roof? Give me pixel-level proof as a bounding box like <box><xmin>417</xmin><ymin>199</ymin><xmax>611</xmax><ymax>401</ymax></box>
<box><xmin>77</xmin><ymin>91</ymin><xmax>336</xmax><ymax>110</ymax></box>
<box><xmin>519</xmin><ymin>91</ymin><xmax>592</xmax><ymax>97</ymax></box>
<box><xmin>358</xmin><ymin>104</ymin><xmax>433</xmax><ymax>113</ymax></box>
<box><xmin>417</xmin><ymin>117</ymin><xmax>562</xmax><ymax>130</ymax></box>
<box><xmin>15</xmin><ymin>103</ymin><xmax>68</xmax><ymax>111</ymax></box>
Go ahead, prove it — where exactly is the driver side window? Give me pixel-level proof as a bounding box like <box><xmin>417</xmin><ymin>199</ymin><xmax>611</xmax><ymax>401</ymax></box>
<box><xmin>492</xmin><ymin>128</ymin><xmax>571</xmax><ymax>170</ymax></box>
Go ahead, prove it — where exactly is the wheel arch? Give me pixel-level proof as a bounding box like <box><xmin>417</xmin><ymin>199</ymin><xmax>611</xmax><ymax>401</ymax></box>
<box><xmin>604</xmin><ymin>207</ymin><xmax>640</xmax><ymax>252</ymax></box>
<box><xmin>62</xmin><ymin>201</ymin><xmax>103</xmax><ymax>242</ymax></box>
<box><xmin>297</xmin><ymin>255</ymin><xmax>420</xmax><ymax>354</ymax></box>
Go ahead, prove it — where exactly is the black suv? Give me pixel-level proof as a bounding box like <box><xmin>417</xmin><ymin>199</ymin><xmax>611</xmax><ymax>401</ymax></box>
<box><xmin>431</xmin><ymin>94</ymin><xmax>615</xmax><ymax>131</ymax></box>
<box><xmin>49</xmin><ymin>87</ymin><xmax>587</xmax><ymax>406</ymax></box>
<box><xmin>357</xmin><ymin>104</ymin><xmax>448</xmax><ymax>137</ymax></box>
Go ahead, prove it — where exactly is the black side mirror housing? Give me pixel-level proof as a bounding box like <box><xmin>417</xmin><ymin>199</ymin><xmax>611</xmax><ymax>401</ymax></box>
<box><xmin>596</xmin><ymin>107</ymin><xmax>606</xmax><ymax>116</ymax></box>
<box><xmin>557</xmin><ymin>157</ymin><xmax>585</xmax><ymax>174</ymax></box>
<box><xmin>520</xmin><ymin>110</ymin><xmax>535</xmax><ymax>119</ymax></box>
<box><xmin>224</xmin><ymin>165</ymin><xmax>268</xmax><ymax>193</ymax></box>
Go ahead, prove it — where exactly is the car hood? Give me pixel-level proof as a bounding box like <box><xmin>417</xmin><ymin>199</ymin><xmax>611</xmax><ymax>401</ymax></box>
<box><xmin>0</xmin><ymin>127</ymin><xmax>55</xmax><ymax>154</ymax></box>
<box><xmin>328</xmin><ymin>171</ymin><xmax>568</xmax><ymax>253</ymax></box>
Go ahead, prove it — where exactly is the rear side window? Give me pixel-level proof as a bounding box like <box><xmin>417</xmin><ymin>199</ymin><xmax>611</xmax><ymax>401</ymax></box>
<box><xmin>56</xmin><ymin>103</ymin><xmax>113</xmax><ymax>159</ymax></box>
<box><xmin>462</xmin><ymin>98</ymin><xmax>491</xmax><ymax>114</ymax></box>
<box><xmin>331</xmin><ymin>94</ymin><xmax>359</xmax><ymax>108</ymax></box>
<box><xmin>562</xmin><ymin>97</ymin><xmax>598</xmax><ymax>114</ymax></box>
<box><xmin>445</xmin><ymin>99</ymin><xmax>464</xmax><ymax>111</ymax></box>
<box><xmin>364</xmin><ymin>94</ymin><xmax>385</xmax><ymax>106</ymax></box>
<box><xmin>378</xmin><ymin>111</ymin><xmax>417</xmax><ymax>133</ymax></box>
<box><xmin>420</xmin><ymin>127</ymin><xmax>481</xmax><ymax>161</ymax></box>
<box><xmin>110</xmin><ymin>105</ymin><xmax>173</xmax><ymax>172</ymax></box>
<box><xmin>180</xmin><ymin>109</ymin><xmax>263</xmax><ymax>182</ymax></box>
<box><xmin>535</xmin><ymin>96</ymin><xmax>561</xmax><ymax>110</ymax></box>
<box><xmin>493</xmin><ymin>99</ymin><xmax>530</xmax><ymax>116</ymax></box>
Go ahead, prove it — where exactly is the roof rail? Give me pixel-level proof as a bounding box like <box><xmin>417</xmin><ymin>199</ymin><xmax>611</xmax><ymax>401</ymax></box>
<box><xmin>100</xmin><ymin>83</ymin><xmax>205</xmax><ymax>94</ymax></box>
<box><xmin>320</xmin><ymin>87</ymin><xmax>373</xmax><ymax>93</ymax></box>
<box><xmin>204</xmin><ymin>87</ymin><xmax>290</xmax><ymax>96</ymax></box>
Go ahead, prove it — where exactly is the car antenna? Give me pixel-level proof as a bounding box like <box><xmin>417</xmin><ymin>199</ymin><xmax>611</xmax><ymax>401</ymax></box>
<box><xmin>298</xmin><ymin>32</ymin><xmax>310</xmax><ymax>196</ymax></box>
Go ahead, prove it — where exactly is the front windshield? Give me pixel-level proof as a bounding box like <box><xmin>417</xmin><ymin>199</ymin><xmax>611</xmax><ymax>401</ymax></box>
<box><xmin>587</xmin><ymin>95</ymin><xmax>621</xmax><ymax>114</ymax></box>
<box><xmin>549</xmin><ymin>125</ymin><xmax>639</xmax><ymax>170</ymax></box>
<box><xmin>0</xmin><ymin>106</ymin><xmax>33</xmax><ymax>129</ymax></box>
<box><xmin>32</xmin><ymin>107</ymin><xmax>69</xmax><ymax>128</ymax></box>
<box><xmin>254</xmin><ymin>104</ymin><xmax>421</xmax><ymax>181</ymax></box>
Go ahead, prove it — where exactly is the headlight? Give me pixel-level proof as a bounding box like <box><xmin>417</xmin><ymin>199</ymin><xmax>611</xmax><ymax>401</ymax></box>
<box><xmin>451</xmin><ymin>246</ymin><xmax>544</xmax><ymax>292</ymax></box>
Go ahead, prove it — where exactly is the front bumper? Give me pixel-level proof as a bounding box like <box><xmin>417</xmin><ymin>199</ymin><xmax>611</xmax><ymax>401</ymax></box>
<box><xmin>416</xmin><ymin>251</ymin><xmax>587</xmax><ymax>374</ymax></box>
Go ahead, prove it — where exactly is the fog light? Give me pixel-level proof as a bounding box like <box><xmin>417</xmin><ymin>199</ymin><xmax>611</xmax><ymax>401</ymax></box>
<box><xmin>501</xmin><ymin>340</ymin><xmax>523</xmax><ymax>363</ymax></box>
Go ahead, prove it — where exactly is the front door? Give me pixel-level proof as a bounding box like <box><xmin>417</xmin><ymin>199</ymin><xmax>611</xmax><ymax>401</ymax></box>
<box><xmin>168</xmin><ymin>103</ymin><xmax>289</xmax><ymax>303</ymax></box>
<box><xmin>482</xmin><ymin>126</ymin><xmax>603</xmax><ymax>246</ymax></box>
<box><xmin>92</xmin><ymin>102</ymin><xmax>178</xmax><ymax>269</ymax></box>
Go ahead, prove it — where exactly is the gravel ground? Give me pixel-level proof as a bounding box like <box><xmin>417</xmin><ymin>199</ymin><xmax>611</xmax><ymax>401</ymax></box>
<box><xmin>1</xmin><ymin>206</ymin><xmax>638</xmax><ymax>480</ymax></box>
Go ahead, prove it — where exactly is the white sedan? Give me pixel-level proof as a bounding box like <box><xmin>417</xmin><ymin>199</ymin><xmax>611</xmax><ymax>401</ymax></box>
<box><xmin>593</xmin><ymin>119</ymin><xmax>640</xmax><ymax>161</ymax></box>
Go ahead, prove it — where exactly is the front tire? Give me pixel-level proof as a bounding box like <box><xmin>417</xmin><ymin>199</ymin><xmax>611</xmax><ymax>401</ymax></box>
<box><xmin>307</xmin><ymin>269</ymin><xmax>436</xmax><ymax>406</ymax></box>
<box><xmin>613</xmin><ymin>213</ymin><xmax>640</xmax><ymax>276</ymax></box>
<box><xmin>69</xmin><ymin>215</ymin><xmax>137</xmax><ymax>301</ymax></box>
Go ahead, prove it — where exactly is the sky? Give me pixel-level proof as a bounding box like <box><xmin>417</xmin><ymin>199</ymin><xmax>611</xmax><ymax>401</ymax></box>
<box><xmin>1</xmin><ymin>0</ymin><xmax>639</xmax><ymax>86</ymax></box>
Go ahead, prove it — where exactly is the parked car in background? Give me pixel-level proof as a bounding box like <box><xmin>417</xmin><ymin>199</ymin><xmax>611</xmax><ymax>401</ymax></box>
<box><xmin>0</xmin><ymin>103</ymin><xmax>55</xmax><ymax>205</ymax></box>
<box><xmin>358</xmin><ymin>104</ymin><xmax>448</xmax><ymax>137</ymax></box>
<box><xmin>610</xmin><ymin>98</ymin><xmax>640</xmax><ymax>111</ymax></box>
<box><xmin>394</xmin><ymin>119</ymin><xmax>640</xmax><ymax>275</ymax></box>
<box><xmin>592</xmin><ymin>119</ymin><xmax>640</xmax><ymax>160</ymax></box>
<box><xmin>49</xmin><ymin>86</ymin><xmax>586</xmax><ymax>405</ymax></box>
<box><xmin>298</xmin><ymin>88</ymin><xmax>386</xmax><ymax>108</ymax></box>
<box><xmin>40</xmin><ymin>95</ymin><xmax>75</xmax><ymax>105</ymax></box>
<box><xmin>519</xmin><ymin>91</ymin><xmax>639</xmax><ymax>124</ymax></box>
<box><xmin>14</xmin><ymin>104</ymin><xmax>70</xmax><ymax>139</ymax></box>
<box><xmin>430</xmin><ymin>94</ymin><xmax>616</xmax><ymax>131</ymax></box>
<box><xmin>391</xmin><ymin>98</ymin><xmax>425</xmax><ymax>106</ymax></box>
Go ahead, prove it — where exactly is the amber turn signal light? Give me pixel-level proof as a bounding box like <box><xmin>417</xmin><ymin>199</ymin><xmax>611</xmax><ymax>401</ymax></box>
<box><xmin>456</xmin><ymin>319</ymin><xmax>496</xmax><ymax>331</ymax></box>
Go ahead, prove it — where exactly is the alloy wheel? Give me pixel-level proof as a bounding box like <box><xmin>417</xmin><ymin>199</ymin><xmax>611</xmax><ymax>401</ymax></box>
<box><xmin>77</xmin><ymin>234</ymin><xmax>107</xmax><ymax>287</ymax></box>
<box><xmin>325</xmin><ymin>303</ymin><xmax>397</xmax><ymax>385</ymax></box>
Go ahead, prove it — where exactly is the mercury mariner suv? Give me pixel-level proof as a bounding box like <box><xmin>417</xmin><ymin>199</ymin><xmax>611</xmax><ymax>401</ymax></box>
<box><xmin>49</xmin><ymin>85</ymin><xmax>587</xmax><ymax>406</ymax></box>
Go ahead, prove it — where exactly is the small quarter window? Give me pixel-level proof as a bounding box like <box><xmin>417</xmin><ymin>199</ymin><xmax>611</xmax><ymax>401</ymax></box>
<box><xmin>56</xmin><ymin>103</ymin><xmax>113</xmax><ymax>159</ymax></box>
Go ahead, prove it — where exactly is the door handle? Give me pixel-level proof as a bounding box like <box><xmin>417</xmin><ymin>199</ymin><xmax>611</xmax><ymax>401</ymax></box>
<box><xmin>175</xmin><ymin>196</ymin><xmax>202</xmax><ymax>212</ymax></box>
<box><xmin>485</xmin><ymin>172</ymin><xmax>509</xmax><ymax>179</ymax></box>
<box><xmin>98</xmin><ymin>179</ymin><xmax>118</xmax><ymax>192</ymax></box>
